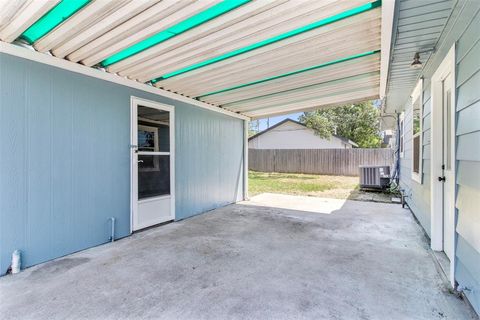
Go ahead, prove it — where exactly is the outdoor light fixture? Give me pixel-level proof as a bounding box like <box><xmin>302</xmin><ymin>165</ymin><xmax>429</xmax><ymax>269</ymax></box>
<box><xmin>410</xmin><ymin>52</ymin><xmax>422</xmax><ymax>69</ymax></box>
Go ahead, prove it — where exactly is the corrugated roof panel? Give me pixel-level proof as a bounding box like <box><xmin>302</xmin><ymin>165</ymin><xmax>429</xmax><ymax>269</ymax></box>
<box><xmin>51</xmin><ymin>0</ymin><xmax>160</xmax><ymax>58</ymax></box>
<box><xmin>33</xmin><ymin>0</ymin><xmax>125</xmax><ymax>52</ymax></box>
<box><xmin>1</xmin><ymin>0</ymin><xmax>385</xmax><ymax>119</ymax></box>
<box><xmin>198</xmin><ymin>51</ymin><xmax>380</xmax><ymax>100</ymax></box>
<box><xmin>154</xmin><ymin>8</ymin><xmax>381</xmax><ymax>96</ymax></box>
<box><xmin>0</xmin><ymin>0</ymin><xmax>60</xmax><ymax>42</ymax></box>
<box><xmin>21</xmin><ymin>0</ymin><xmax>90</xmax><ymax>44</ymax></box>
<box><xmin>200</xmin><ymin>55</ymin><xmax>380</xmax><ymax>105</ymax></box>
<box><xmin>100</xmin><ymin>0</ymin><xmax>250</xmax><ymax>67</ymax></box>
<box><xmin>225</xmin><ymin>73</ymin><xmax>380</xmax><ymax>112</ymax></box>
<box><xmin>245</xmin><ymin>86</ymin><xmax>379</xmax><ymax>118</ymax></box>
<box><xmin>107</xmin><ymin>0</ymin><xmax>285</xmax><ymax>75</ymax></box>
<box><xmin>114</xmin><ymin>0</ymin><xmax>369</xmax><ymax>79</ymax></box>
<box><xmin>66</xmin><ymin>0</ymin><xmax>196</xmax><ymax>63</ymax></box>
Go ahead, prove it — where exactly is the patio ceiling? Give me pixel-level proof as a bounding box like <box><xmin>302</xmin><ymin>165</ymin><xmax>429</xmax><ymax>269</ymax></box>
<box><xmin>0</xmin><ymin>0</ymin><xmax>384</xmax><ymax>119</ymax></box>
<box><xmin>383</xmin><ymin>0</ymin><xmax>454</xmax><ymax>115</ymax></box>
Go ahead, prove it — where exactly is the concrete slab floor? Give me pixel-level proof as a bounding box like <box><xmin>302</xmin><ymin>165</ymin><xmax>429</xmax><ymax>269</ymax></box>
<box><xmin>0</xmin><ymin>194</ymin><xmax>477</xmax><ymax>320</ymax></box>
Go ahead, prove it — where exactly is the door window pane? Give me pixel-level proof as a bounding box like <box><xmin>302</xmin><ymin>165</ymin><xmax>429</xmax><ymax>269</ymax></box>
<box><xmin>138</xmin><ymin>155</ymin><xmax>170</xmax><ymax>199</ymax></box>
<box><xmin>137</xmin><ymin>106</ymin><xmax>169</xmax><ymax>152</ymax></box>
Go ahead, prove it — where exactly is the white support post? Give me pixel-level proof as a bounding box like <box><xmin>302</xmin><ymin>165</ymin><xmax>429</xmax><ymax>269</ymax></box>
<box><xmin>243</xmin><ymin>119</ymin><xmax>249</xmax><ymax>200</ymax></box>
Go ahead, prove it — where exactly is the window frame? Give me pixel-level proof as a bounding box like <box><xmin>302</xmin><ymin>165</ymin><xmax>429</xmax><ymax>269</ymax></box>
<box><xmin>411</xmin><ymin>79</ymin><xmax>423</xmax><ymax>183</ymax></box>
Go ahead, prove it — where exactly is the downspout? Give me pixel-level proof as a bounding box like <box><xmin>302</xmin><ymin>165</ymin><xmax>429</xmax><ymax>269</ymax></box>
<box><xmin>392</xmin><ymin>112</ymin><xmax>401</xmax><ymax>186</ymax></box>
<box><xmin>390</xmin><ymin>112</ymin><xmax>410</xmax><ymax>208</ymax></box>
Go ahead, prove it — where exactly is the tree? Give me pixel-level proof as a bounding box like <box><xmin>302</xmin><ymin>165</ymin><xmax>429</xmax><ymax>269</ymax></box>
<box><xmin>299</xmin><ymin>101</ymin><xmax>382</xmax><ymax>148</ymax></box>
<box><xmin>248</xmin><ymin>119</ymin><xmax>260</xmax><ymax>137</ymax></box>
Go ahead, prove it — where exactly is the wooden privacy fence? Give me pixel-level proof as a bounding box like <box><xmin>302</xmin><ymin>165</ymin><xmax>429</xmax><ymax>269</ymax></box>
<box><xmin>249</xmin><ymin>148</ymin><xmax>394</xmax><ymax>176</ymax></box>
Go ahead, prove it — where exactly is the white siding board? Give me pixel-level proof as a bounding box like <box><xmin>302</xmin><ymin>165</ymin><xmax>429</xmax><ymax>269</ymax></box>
<box><xmin>456</xmin><ymin>185</ymin><xmax>480</xmax><ymax>255</ymax></box>
<box><xmin>456</xmin><ymin>10</ymin><xmax>480</xmax><ymax>61</ymax></box>
<box><xmin>456</xmin><ymin>100</ymin><xmax>480</xmax><ymax>136</ymax></box>
<box><xmin>456</xmin><ymin>39</ymin><xmax>480</xmax><ymax>86</ymax></box>
<box><xmin>457</xmin><ymin>131</ymin><xmax>480</xmax><ymax>161</ymax></box>
<box><xmin>456</xmin><ymin>69</ymin><xmax>480</xmax><ymax>111</ymax></box>
<box><xmin>457</xmin><ymin>160</ymin><xmax>480</xmax><ymax>190</ymax></box>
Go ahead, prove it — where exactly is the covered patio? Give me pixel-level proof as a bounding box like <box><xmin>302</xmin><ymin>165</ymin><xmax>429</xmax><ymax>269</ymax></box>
<box><xmin>0</xmin><ymin>195</ymin><xmax>474</xmax><ymax>320</ymax></box>
<box><xmin>1</xmin><ymin>0</ymin><xmax>479</xmax><ymax>318</ymax></box>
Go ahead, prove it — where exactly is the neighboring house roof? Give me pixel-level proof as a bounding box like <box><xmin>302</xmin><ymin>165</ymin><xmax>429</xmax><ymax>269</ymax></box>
<box><xmin>249</xmin><ymin>118</ymin><xmax>358</xmax><ymax>147</ymax></box>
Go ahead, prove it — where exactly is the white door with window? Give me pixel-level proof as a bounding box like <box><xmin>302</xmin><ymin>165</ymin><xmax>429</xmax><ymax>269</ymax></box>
<box><xmin>442</xmin><ymin>73</ymin><xmax>455</xmax><ymax>260</ymax></box>
<box><xmin>131</xmin><ymin>98</ymin><xmax>174</xmax><ymax>231</ymax></box>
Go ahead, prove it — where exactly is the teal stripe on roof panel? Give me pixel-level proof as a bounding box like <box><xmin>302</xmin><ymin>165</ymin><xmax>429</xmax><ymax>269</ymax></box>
<box><xmin>219</xmin><ymin>71</ymin><xmax>380</xmax><ymax>106</ymax></box>
<box><xmin>101</xmin><ymin>0</ymin><xmax>250</xmax><ymax>67</ymax></box>
<box><xmin>21</xmin><ymin>0</ymin><xmax>91</xmax><ymax>44</ymax></box>
<box><xmin>152</xmin><ymin>0</ymin><xmax>382</xmax><ymax>82</ymax></box>
<box><xmin>196</xmin><ymin>50</ymin><xmax>380</xmax><ymax>98</ymax></box>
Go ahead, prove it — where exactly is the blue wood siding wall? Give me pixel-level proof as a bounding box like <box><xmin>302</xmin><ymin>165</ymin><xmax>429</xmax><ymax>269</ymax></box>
<box><xmin>399</xmin><ymin>7</ymin><xmax>480</xmax><ymax>313</ymax></box>
<box><xmin>399</xmin><ymin>80</ymin><xmax>432</xmax><ymax>235</ymax></box>
<box><xmin>0</xmin><ymin>53</ymin><xmax>244</xmax><ymax>273</ymax></box>
<box><xmin>454</xmin><ymin>10</ymin><xmax>480</xmax><ymax>313</ymax></box>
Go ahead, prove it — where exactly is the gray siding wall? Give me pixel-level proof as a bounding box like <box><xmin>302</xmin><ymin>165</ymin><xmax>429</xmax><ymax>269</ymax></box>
<box><xmin>399</xmin><ymin>8</ymin><xmax>480</xmax><ymax>313</ymax></box>
<box><xmin>0</xmin><ymin>53</ymin><xmax>244</xmax><ymax>273</ymax></box>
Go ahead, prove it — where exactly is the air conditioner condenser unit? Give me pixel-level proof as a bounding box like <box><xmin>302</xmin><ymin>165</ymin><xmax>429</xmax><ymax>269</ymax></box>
<box><xmin>359</xmin><ymin>165</ymin><xmax>391</xmax><ymax>190</ymax></box>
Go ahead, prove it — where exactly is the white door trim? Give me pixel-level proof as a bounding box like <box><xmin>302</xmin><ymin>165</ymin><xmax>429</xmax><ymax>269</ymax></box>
<box><xmin>430</xmin><ymin>44</ymin><xmax>456</xmax><ymax>287</ymax></box>
<box><xmin>130</xmin><ymin>96</ymin><xmax>175</xmax><ymax>233</ymax></box>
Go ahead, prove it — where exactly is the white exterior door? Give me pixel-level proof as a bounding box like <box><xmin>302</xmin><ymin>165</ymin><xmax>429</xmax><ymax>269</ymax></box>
<box><xmin>431</xmin><ymin>44</ymin><xmax>456</xmax><ymax>286</ymax></box>
<box><xmin>131</xmin><ymin>98</ymin><xmax>175</xmax><ymax>231</ymax></box>
<box><xmin>442</xmin><ymin>73</ymin><xmax>455</xmax><ymax>260</ymax></box>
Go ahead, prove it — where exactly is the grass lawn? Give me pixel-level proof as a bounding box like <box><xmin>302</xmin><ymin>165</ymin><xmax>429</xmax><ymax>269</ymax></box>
<box><xmin>249</xmin><ymin>171</ymin><xmax>360</xmax><ymax>199</ymax></box>
<box><xmin>248</xmin><ymin>171</ymin><xmax>394</xmax><ymax>202</ymax></box>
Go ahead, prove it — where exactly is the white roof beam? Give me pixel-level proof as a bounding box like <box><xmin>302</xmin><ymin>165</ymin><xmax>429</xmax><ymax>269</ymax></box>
<box><xmin>380</xmin><ymin>0</ymin><xmax>396</xmax><ymax>99</ymax></box>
